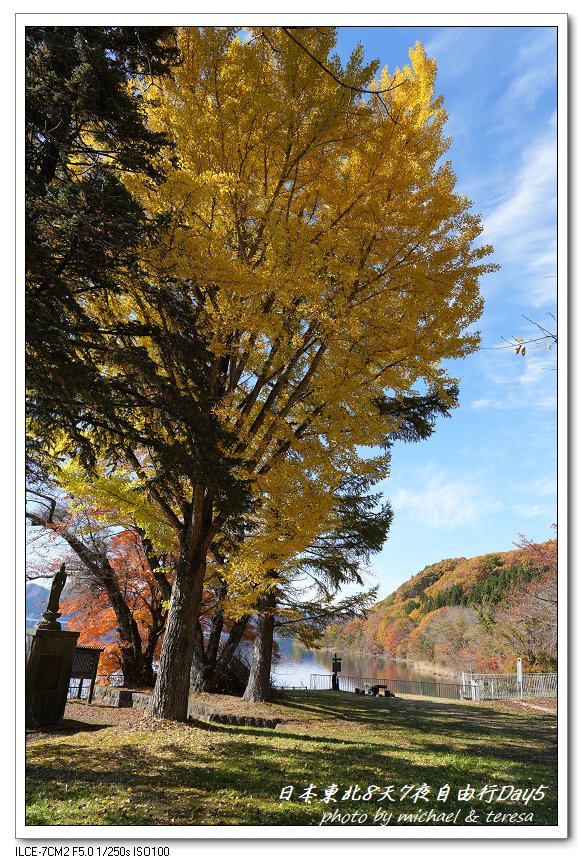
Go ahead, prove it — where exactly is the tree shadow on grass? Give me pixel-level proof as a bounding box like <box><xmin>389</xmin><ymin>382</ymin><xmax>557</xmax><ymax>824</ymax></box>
<box><xmin>25</xmin><ymin>733</ymin><xmax>558</xmax><ymax>827</ymax></box>
<box><xmin>274</xmin><ymin>693</ymin><xmax>557</xmax><ymax>746</ymax></box>
<box><xmin>278</xmin><ymin>690</ymin><xmax>554</xmax><ymax>721</ymax></box>
<box><xmin>25</xmin><ymin>692</ymin><xmax>558</xmax><ymax>826</ymax></box>
<box><xmin>416</xmin><ymin>737</ymin><xmax>557</xmax><ymax>767</ymax></box>
<box><xmin>26</xmin><ymin>720</ymin><xmax>112</xmax><ymax>740</ymax></box>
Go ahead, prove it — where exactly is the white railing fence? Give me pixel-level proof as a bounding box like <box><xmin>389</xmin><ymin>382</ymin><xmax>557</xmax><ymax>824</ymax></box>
<box><xmin>457</xmin><ymin>671</ymin><xmax>557</xmax><ymax>701</ymax></box>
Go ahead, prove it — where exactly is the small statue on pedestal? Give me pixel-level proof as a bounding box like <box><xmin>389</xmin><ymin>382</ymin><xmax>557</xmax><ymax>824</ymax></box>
<box><xmin>36</xmin><ymin>564</ymin><xmax>67</xmax><ymax>631</ymax></box>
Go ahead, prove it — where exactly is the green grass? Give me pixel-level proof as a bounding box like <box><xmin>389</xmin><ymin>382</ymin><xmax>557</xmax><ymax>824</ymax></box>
<box><xmin>26</xmin><ymin>691</ymin><xmax>558</xmax><ymax>827</ymax></box>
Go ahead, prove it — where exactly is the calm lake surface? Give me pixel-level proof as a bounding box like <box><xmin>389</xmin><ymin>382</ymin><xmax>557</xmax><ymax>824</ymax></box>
<box><xmin>271</xmin><ymin>637</ymin><xmax>454</xmax><ymax>688</ymax></box>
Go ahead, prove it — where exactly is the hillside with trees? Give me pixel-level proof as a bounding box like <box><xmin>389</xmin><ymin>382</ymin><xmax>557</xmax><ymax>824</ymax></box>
<box><xmin>322</xmin><ymin>537</ymin><xmax>557</xmax><ymax>673</ymax></box>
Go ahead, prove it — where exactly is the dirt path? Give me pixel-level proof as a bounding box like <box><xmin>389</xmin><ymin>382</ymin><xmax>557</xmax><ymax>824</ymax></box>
<box><xmin>515</xmin><ymin>700</ymin><xmax>557</xmax><ymax>714</ymax></box>
<box><xmin>26</xmin><ymin>701</ymin><xmax>146</xmax><ymax>740</ymax></box>
<box><xmin>495</xmin><ymin>697</ymin><xmax>557</xmax><ymax>714</ymax></box>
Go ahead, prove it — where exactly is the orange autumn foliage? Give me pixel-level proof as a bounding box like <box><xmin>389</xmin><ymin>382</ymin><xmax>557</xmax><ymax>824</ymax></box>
<box><xmin>60</xmin><ymin>529</ymin><xmax>170</xmax><ymax>683</ymax></box>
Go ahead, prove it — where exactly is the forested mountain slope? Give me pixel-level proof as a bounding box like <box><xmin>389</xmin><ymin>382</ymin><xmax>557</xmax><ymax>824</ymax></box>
<box><xmin>323</xmin><ymin>540</ymin><xmax>557</xmax><ymax>672</ymax></box>
<box><xmin>25</xmin><ymin>583</ymin><xmax>49</xmax><ymax>626</ymax></box>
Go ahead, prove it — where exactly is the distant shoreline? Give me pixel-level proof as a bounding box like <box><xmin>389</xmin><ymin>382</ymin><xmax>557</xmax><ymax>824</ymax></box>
<box><xmin>316</xmin><ymin>645</ymin><xmax>457</xmax><ymax>679</ymax></box>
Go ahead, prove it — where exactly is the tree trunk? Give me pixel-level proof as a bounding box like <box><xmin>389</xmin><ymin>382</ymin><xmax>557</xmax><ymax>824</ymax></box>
<box><xmin>149</xmin><ymin>554</ymin><xmax>207</xmax><ymax>718</ymax></box>
<box><xmin>209</xmin><ymin>615</ymin><xmax>250</xmax><ymax>688</ymax></box>
<box><xmin>138</xmin><ymin>529</ymin><xmax>172</xmax><ymax>602</ymax></box>
<box><xmin>149</xmin><ymin>487</ymin><xmax>214</xmax><ymax>720</ymax></box>
<box><xmin>189</xmin><ymin>620</ymin><xmax>209</xmax><ymax>690</ymax></box>
<box><xmin>119</xmin><ymin>649</ymin><xmax>155</xmax><ymax>689</ymax></box>
<box><xmin>140</xmin><ymin>615</ymin><xmax>166</xmax><ymax>689</ymax></box>
<box><xmin>243</xmin><ymin>590</ymin><xmax>276</xmax><ymax>703</ymax></box>
<box><xmin>190</xmin><ymin>614</ymin><xmax>250</xmax><ymax>693</ymax></box>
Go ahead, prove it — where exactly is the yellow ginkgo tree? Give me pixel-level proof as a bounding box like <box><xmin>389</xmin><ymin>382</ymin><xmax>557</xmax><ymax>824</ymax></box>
<box><xmin>69</xmin><ymin>27</ymin><xmax>497</xmax><ymax>719</ymax></box>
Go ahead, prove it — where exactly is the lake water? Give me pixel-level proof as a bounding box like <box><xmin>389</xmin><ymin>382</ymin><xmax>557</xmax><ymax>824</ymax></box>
<box><xmin>271</xmin><ymin>637</ymin><xmax>454</xmax><ymax>688</ymax></box>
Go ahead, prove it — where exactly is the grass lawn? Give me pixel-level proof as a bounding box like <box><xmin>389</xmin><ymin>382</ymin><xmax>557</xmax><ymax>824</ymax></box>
<box><xmin>25</xmin><ymin>690</ymin><xmax>558</xmax><ymax>827</ymax></box>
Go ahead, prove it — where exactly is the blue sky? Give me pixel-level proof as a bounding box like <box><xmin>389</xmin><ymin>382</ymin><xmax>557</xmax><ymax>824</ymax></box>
<box><xmin>332</xmin><ymin>26</ymin><xmax>559</xmax><ymax>597</ymax></box>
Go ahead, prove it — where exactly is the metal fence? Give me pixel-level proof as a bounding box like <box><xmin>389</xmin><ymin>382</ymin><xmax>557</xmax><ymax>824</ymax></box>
<box><xmin>457</xmin><ymin>672</ymin><xmax>557</xmax><ymax>701</ymax></box>
<box><xmin>309</xmin><ymin>674</ymin><xmax>461</xmax><ymax>700</ymax></box>
<box><xmin>309</xmin><ymin>671</ymin><xmax>557</xmax><ymax>701</ymax></box>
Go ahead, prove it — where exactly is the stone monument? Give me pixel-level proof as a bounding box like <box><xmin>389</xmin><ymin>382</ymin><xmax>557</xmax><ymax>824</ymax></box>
<box><xmin>331</xmin><ymin>652</ymin><xmax>342</xmax><ymax>690</ymax></box>
<box><xmin>25</xmin><ymin>565</ymin><xmax>80</xmax><ymax>727</ymax></box>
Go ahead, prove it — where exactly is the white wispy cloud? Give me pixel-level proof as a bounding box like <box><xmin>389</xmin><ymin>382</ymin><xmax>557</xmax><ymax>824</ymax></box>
<box><xmin>517</xmin><ymin>352</ymin><xmax>556</xmax><ymax>388</ymax></box>
<box><xmin>391</xmin><ymin>468</ymin><xmax>502</xmax><ymax>530</ymax></box>
<box><xmin>512</xmin><ymin>502</ymin><xmax>544</xmax><ymax>518</ymax></box>
<box><xmin>472</xmin><ymin>340</ymin><xmax>557</xmax><ymax>413</ymax></box>
<box><xmin>424</xmin><ymin>28</ymin><xmax>476</xmax><ymax>77</ymax></box>
<box><xmin>471</xmin><ymin>396</ymin><xmax>508</xmax><ymax>410</ymax></box>
<box><xmin>501</xmin><ymin>29</ymin><xmax>557</xmax><ymax>113</ymax></box>
<box><xmin>483</xmin><ymin>134</ymin><xmax>556</xmax><ymax>241</ymax></box>
<box><xmin>482</xmin><ymin>128</ymin><xmax>557</xmax><ymax>307</ymax></box>
<box><xmin>528</xmin><ymin>474</ymin><xmax>558</xmax><ymax>499</ymax></box>
<box><xmin>511</xmin><ymin>471</ymin><xmax>557</xmax><ymax>519</ymax></box>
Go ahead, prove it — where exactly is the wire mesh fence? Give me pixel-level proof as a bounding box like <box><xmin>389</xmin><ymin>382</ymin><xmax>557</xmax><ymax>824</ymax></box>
<box><xmin>310</xmin><ymin>671</ymin><xmax>557</xmax><ymax>701</ymax></box>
